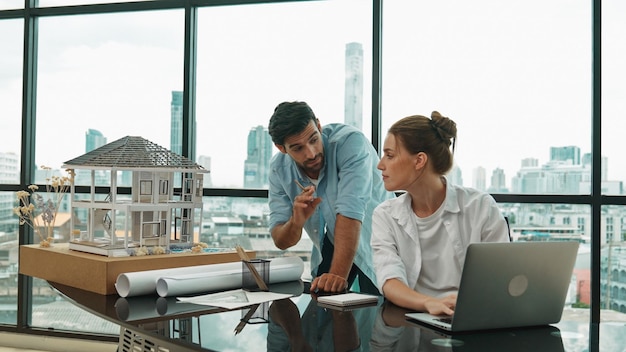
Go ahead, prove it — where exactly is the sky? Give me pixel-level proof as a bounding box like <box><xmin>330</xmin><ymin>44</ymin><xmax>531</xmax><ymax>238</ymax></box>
<box><xmin>1</xmin><ymin>0</ymin><xmax>625</xmax><ymax>190</ymax></box>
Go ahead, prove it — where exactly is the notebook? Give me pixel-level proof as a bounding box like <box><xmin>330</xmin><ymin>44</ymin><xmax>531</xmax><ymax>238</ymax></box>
<box><xmin>405</xmin><ymin>241</ymin><xmax>579</xmax><ymax>332</ymax></box>
<box><xmin>317</xmin><ymin>292</ymin><xmax>380</xmax><ymax>310</ymax></box>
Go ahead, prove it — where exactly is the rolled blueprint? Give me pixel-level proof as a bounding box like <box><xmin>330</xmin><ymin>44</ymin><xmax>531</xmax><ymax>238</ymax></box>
<box><xmin>115</xmin><ymin>256</ymin><xmax>304</xmax><ymax>298</ymax></box>
<box><xmin>116</xmin><ymin>263</ymin><xmax>217</xmax><ymax>297</ymax></box>
<box><xmin>155</xmin><ymin>256</ymin><xmax>304</xmax><ymax>297</ymax></box>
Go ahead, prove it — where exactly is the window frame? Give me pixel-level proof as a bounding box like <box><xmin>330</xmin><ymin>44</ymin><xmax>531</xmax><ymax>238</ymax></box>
<box><xmin>0</xmin><ymin>0</ymin><xmax>608</xmax><ymax>347</ymax></box>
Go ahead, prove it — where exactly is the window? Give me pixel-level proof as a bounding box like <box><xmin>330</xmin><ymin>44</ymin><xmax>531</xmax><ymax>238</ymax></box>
<box><xmin>140</xmin><ymin>180</ymin><xmax>153</xmax><ymax>195</ymax></box>
<box><xmin>382</xmin><ymin>0</ymin><xmax>591</xmax><ymax>196</ymax></box>
<box><xmin>0</xmin><ymin>1</ymin><xmax>623</xmax><ymax>348</ymax></box>
<box><xmin>196</xmin><ymin>0</ymin><xmax>372</xmax><ymax>188</ymax></box>
<box><xmin>36</xmin><ymin>11</ymin><xmax>184</xmax><ymax>181</ymax></box>
<box><xmin>599</xmin><ymin>0</ymin><xmax>626</xmax><ymax>328</ymax></box>
<box><xmin>0</xmin><ymin>19</ymin><xmax>22</xmax><ymax>187</ymax></box>
<box><xmin>601</xmin><ymin>206</ymin><xmax>626</xmax><ymax>315</ymax></box>
<box><xmin>0</xmin><ymin>1</ymin><xmax>22</xmax><ymax>10</ymax></box>
<box><xmin>602</xmin><ymin>1</ymin><xmax>626</xmax><ymax>196</ymax></box>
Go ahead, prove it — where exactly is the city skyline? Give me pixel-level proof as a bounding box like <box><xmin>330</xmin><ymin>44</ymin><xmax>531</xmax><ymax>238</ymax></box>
<box><xmin>11</xmin><ymin>126</ymin><xmax>621</xmax><ymax>196</ymax></box>
<box><xmin>1</xmin><ymin>1</ymin><xmax>624</xmax><ymax>190</ymax></box>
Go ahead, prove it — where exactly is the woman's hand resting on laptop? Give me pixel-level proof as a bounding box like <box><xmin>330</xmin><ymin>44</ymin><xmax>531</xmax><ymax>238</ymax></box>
<box><xmin>424</xmin><ymin>294</ymin><xmax>457</xmax><ymax>316</ymax></box>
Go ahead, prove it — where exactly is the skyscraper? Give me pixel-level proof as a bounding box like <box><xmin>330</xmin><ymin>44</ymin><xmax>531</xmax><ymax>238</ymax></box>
<box><xmin>583</xmin><ymin>152</ymin><xmax>608</xmax><ymax>181</ymax></box>
<box><xmin>197</xmin><ymin>155</ymin><xmax>213</xmax><ymax>188</ymax></box>
<box><xmin>85</xmin><ymin>129</ymin><xmax>107</xmax><ymax>152</ymax></box>
<box><xmin>447</xmin><ymin>164</ymin><xmax>464</xmax><ymax>186</ymax></box>
<box><xmin>488</xmin><ymin>167</ymin><xmax>508</xmax><ymax>193</ymax></box>
<box><xmin>550</xmin><ymin>146</ymin><xmax>580</xmax><ymax>165</ymax></box>
<box><xmin>0</xmin><ymin>152</ymin><xmax>18</xmax><ymax>232</ymax></box>
<box><xmin>472</xmin><ymin>166</ymin><xmax>486</xmax><ymax>191</ymax></box>
<box><xmin>344</xmin><ymin>42</ymin><xmax>363</xmax><ymax>130</ymax></box>
<box><xmin>521</xmin><ymin>158</ymin><xmax>539</xmax><ymax>168</ymax></box>
<box><xmin>243</xmin><ymin>125</ymin><xmax>272</xmax><ymax>189</ymax></box>
<box><xmin>170</xmin><ymin>91</ymin><xmax>183</xmax><ymax>156</ymax></box>
<box><xmin>81</xmin><ymin>129</ymin><xmax>110</xmax><ymax>186</ymax></box>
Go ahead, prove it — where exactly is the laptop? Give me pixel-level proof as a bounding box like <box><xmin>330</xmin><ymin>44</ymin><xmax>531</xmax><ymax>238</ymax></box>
<box><xmin>405</xmin><ymin>241</ymin><xmax>579</xmax><ymax>332</ymax></box>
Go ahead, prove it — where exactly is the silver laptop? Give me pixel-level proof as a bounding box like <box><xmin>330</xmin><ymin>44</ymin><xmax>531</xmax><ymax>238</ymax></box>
<box><xmin>405</xmin><ymin>241</ymin><xmax>579</xmax><ymax>332</ymax></box>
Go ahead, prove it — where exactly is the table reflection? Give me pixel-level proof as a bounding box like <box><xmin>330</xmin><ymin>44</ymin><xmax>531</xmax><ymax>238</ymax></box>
<box><xmin>267</xmin><ymin>296</ymin><xmax>379</xmax><ymax>352</ymax></box>
<box><xmin>370</xmin><ymin>300</ymin><xmax>566</xmax><ymax>352</ymax></box>
<box><xmin>48</xmin><ymin>280</ymin><xmax>626</xmax><ymax>351</ymax></box>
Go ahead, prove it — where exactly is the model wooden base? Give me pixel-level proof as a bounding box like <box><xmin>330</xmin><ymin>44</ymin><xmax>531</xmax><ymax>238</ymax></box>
<box><xmin>19</xmin><ymin>243</ymin><xmax>252</xmax><ymax>295</ymax></box>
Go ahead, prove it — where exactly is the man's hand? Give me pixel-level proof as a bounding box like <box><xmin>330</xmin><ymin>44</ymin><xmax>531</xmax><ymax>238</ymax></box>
<box><xmin>310</xmin><ymin>273</ymin><xmax>348</xmax><ymax>293</ymax></box>
<box><xmin>271</xmin><ymin>185</ymin><xmax>321</xmax><ymax>250</ymax></box>
<box><xmin>291</xmin><ymin>185</ymin><xmax>321</xmax><ymax>226</ymax></box>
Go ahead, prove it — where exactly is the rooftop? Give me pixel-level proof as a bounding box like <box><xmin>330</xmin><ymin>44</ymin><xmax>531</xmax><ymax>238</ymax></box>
<box><xmin>63</xmin><ymin>136</ymin><xmax>208</xmax><ymax>172</ymax></box>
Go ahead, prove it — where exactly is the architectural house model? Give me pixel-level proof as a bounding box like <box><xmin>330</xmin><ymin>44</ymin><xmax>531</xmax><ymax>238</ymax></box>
<box><xmin>62</xmin><ymin>136</ymin><xmax>208</xmax><ymax>257</ymax></box>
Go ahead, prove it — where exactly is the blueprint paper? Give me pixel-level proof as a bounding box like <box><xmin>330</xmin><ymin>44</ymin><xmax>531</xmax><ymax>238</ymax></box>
<box><xmin>177</xmin><ymin>288</ymin><xmax>293</xmax><ymax>310</ymax></box>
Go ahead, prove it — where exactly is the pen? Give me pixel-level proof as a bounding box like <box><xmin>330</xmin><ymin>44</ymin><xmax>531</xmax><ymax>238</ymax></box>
<box><xmin>294</xmin><ymin>179</ymin><xmax>307</xmax><ymax>192</ymax></box>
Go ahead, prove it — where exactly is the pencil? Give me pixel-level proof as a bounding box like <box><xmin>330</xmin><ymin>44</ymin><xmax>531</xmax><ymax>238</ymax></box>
<box><xmin>234</xmin><ymin>304</ymin><xmax>260</xmax><ymax>335</ymax></box>
<box><xmin>294</xmin><ymin>179</ymin><xmax>307</xmax><ymax>191</ymax></box>
<box><xmin>235</xmin><ymin>245</ymin><xmax>269</xmax><ymax>291</ymax></box>
<box><xmin>295</xmin><ymin>179</ymin><xmax>316</xmax><ymax>205</ymax></box>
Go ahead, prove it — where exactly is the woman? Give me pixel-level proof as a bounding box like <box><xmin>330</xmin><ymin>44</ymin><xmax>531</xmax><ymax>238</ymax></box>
<box><xmin>371</xmin><ymin>111</ymin><xmax>510</xmax><ymax>315</ymax></box>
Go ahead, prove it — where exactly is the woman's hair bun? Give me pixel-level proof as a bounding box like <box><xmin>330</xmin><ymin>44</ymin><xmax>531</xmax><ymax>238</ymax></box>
<box><xmin>430</xmin><ymin>111</ymin><xmax>457</xmax><ymax>141</ymax></box>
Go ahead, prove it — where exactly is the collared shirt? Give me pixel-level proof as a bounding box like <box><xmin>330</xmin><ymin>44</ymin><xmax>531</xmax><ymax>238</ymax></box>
<box><xmin>269</xmin><ymin>123</ymin><xmax>394</xmax><ymax>283</ymax></box>
<box><xmin>370</xmin><ymin>177</ymin><xmax>510</xmax><ymax>294</ymax></box>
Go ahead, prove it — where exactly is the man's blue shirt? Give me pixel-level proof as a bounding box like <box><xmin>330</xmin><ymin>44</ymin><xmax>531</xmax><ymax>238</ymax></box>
<box><xmin>269</xmin><ymin>123</ymin><xmax>394</xmax><ymax>283</ymax></box>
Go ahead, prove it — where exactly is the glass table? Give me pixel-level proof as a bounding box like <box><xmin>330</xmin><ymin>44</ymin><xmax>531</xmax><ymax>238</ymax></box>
<box><xmin>49</xmin><ymin>280</ymin><xmax>622</xmax><ymax>351</ymax></box>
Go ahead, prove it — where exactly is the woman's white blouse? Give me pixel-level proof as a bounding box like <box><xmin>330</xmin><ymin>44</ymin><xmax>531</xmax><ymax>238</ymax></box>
<box><xmin>370</xmin><ymin>179</ymin><xmax>510</xmax><ymax>294</ymax></box>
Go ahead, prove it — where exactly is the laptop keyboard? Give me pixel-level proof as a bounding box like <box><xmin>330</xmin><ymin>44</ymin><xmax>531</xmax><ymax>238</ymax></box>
<box><xmin>435</xmin><ymin>317</ymin><xmax>453</xmax><ymax>324</ymax></box>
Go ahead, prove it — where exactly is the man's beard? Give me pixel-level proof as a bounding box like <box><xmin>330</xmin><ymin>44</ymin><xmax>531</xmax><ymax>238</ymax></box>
<box><xmin>298</xmin><ymin>153</ymin><xmax>324</xmax><ymax>176</ymax></box>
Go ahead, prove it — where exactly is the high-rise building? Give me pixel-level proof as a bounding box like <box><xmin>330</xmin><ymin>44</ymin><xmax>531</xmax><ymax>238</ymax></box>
<box><xmin>511</xmin><ymin>146</ymin><xmax>615</xmax><ymax>194</ymax></box>
<box><xmin>447</xmin><ymin>164</ymin><xmax>463</xmax><ymax>186</ymax></box>
<box><xmin>243</xmin><ymin>125</ymin><xmax>272</xmax><ymax>189</ymax></box>
<box><xmin>79</xmin><ymin>129</ymin><xmax>110</xmax><ymax>186</ymax></box>
<box><xmin>472</xmin><ymin>166</ymin><xmax>486</xmax><ymax>191</ymax></box>
<box><xmin>521</xmin><ymin>158</ymin><xmax>539</xmax><ymax>168</ymax></box>
<box><xmin>85</xmin><ymin>129</ymin><xmax>107</xmax><ymax>152</ymax></box>
<box><xmin>170</xmin><ymin>91</ymin><xmax>191</xmax><ymax>188</ymax></box>
<box><xmin>550</xmin><ymin>146</ymin><xmax>580</xmax><ymax>165</ymax></box>
<box><xmin>583</xmin><ymin>152</ymin><xmax>609</xmax><ymax>181</ymax></box>
<box><xmin>0</xmin><ymin>152</ymin><xmax>18</xmax><ymax>232</ymax></box>
<box><xmin>170</xmin><ymin>91</ymin><xmax>183</xmax><ymax>156</ymax></box>
<box><xmin>488</xmin><ymin>167</ymin><xmax>508</xmax><ymax>193</ymax></box>
<box><xmin>197</xmin><ymin>155</ymin><xmax>213</xmax><ymax>188</ymax></box>
<box><xmin>344</xmin><ymin>42</ymin><xmax>363</xmax><ymax>130</ymax></box>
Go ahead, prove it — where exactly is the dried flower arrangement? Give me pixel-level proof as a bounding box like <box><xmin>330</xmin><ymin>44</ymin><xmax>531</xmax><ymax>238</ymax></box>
<box><xmin>14</xmin><ymin>166</ymin><xmax>75</xmax><ymax>247</ymax></box>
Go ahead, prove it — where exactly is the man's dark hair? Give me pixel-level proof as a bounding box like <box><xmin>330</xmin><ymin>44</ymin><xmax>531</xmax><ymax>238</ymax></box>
<box><xmin>268</xmin><ymin>101</ymin><xmax>318</xmax><ymax>145</ymax></box>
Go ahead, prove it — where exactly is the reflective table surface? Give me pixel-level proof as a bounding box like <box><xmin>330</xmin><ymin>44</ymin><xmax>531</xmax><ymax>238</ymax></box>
<box><xmin>49</xmin><ymin>280</ymin><xmax>625</xmax><ymax>352</ymax></box>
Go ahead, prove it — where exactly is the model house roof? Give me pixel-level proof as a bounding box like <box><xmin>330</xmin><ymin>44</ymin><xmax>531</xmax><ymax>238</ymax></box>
<box><xmin>62</xmin><ymin>136</ymin><xmax>208</xmax><ymax>172</ymax></box>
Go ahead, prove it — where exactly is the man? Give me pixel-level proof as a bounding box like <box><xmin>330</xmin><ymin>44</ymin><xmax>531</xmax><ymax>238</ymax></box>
<box><xmin>268</xmin><ymin>101</ymin><xmax>394</xmax><ymax>294</ymax></box>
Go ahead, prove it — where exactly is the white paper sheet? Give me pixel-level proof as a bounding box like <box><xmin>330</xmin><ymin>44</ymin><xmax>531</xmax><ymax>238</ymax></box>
<box><xmin>115</xmin><ymin>256</ymin><xmax>304</xmax><ymax>297</ymax></box>
<box><xmin>177</xmin><ymin>288</ymin><xmax>293</xmax><ymax>310</ymax></box>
